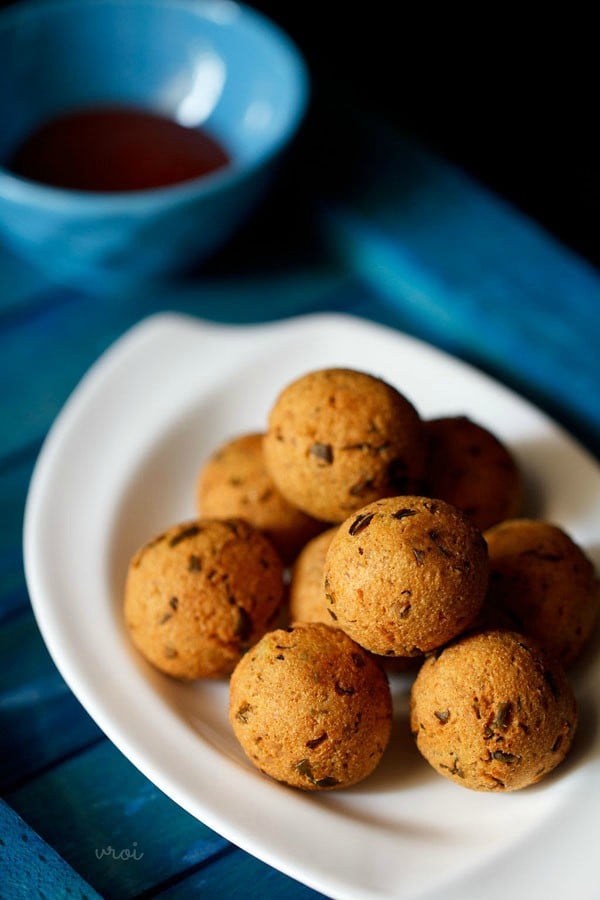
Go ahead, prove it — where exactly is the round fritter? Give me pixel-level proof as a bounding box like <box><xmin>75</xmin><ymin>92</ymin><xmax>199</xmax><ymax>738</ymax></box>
<box><xmin>124</xmin><ymin>518</ymin><xmax>285</xmax><ymax>679</ymax></box>
<box><xmin>263</xmin><ymin>368</ymin><xmax>425</xmax><ymax>523</ymax></box>
<box><xmin>289</xmin><ymin>527</ymin><xmax>339</xmax><ymax>626</ymax></box>
<box><xmin>484</xmin><ymin>518</ymin><xmax>599</xmax><ymax>667</ymax></box>
<box><xmin>324</xmin><ymin>496</ymin><xmax>488</xmax><ymax>656</ymax></box>
<box><xmin>289</xmin><ymin>525</ymin><xmax>421</xmax><ymax>674</ymax></box>
<box><xmin>229</xmin><ymin>622</ymin><xmax>392</xmax><ymax>790</ymax></box>
<box><xmin>424</xmin><ymin>416</ymin><xmax>522</xmax><ymax>531</ymax></box>
<box><xmin>410</xmin><ymin>630</ymin><xmax>577</xmax><ymax>791</ymax></box>
<box><xmin>197</xmin><ymin>432</ymin><xmax>324</xmax><ymax>564</ymax></box>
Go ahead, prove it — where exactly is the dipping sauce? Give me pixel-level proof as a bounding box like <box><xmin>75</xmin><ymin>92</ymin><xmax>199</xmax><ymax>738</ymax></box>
<box><xmin>6</xmin><ymin>106</ymin><xmax>230</xmax><ymax>192</ymax></box>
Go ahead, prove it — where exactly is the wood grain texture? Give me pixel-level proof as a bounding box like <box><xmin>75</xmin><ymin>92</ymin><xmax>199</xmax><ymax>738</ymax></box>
<box><xmin>0</xmin><ymin>449</ymin><xmax>42</xmax><ymax>628</ymax></box>
<box><xmin>1</xmin><ymin>103</ymin><xmax>599</xmax><ymax>900</ymax></box>
<box><xmin>5</xmin><ymin>740</ymin><xmax>232</xmax><ymax>898</ymax></box>
<box><xmin>319</xmin><ymin>119</ymin><xmax>600</xmax><ymax>453</ymax></box>
<box><xmin>0</xmin><ymin>611</ymin><xmax>103</xmax><ymax>791</ymax></box>
<box><xmin>0</xmin><ymin>798</ymin><xmax>101</xmax><ymax>899</ymax></box>
<box><xmin>156</xmin><ymin>846</ymin><xmax>324</xmax><ymax>899</ymax></box>
<box><xmin>0</xmin><ymin>269</ymin><xmax>346</xmax><ymax>461</ymax></box>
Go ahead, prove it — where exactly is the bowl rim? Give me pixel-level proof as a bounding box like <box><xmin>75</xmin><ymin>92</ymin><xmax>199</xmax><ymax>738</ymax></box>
<box><xmin>0</xmin><ymin>0</ymin><xmax>310</xmax><ymax>211</ymax></box>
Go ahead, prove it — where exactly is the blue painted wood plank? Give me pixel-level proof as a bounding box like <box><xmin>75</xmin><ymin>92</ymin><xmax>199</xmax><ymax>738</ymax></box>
<box><xmin>0</xmin><ymin>611</ymin><xmax>103</xmax><ymax>790</ymax></box>
<box><xmin>319</xmin><ymin>120</ymin><xmax>600</xmax><ymax>451</ymax></box>
<box><xmin>0</xmin><ymin>268</ymin><xmax>348</xmax><ymax>462</ymax></box>
<box><xmin>0</xmin><ymin>798</ymin><xmax>102</xmax><ymax>900</ymax></box>
<box><xmin>326</xmin><ymin>210</ymin><xmax>600</xmax><ymax>447</ymax></box>
<box><xmin>5</xmin><ymin>740</ymin><xmax>231</xmax><ymax>898</ymax></box>
<box><xmin>0</xmin><ymin>453</ymin><xmax>37</xmax><ymax>621</ymax></box>
<box><xmin>2</xmin><ymin>105</ymin><xmax>600</xmax><ymax>900</ymax></box>
<box><xmin>0</xmin><ymin>244</ymin><xmax>48</xmax><ymax>317</ymax></box>
<box><xmin>0</xmin><ymin>586</ymin><xmax>30</xmax><ymax>629</ymax></box>
<box><xmin>343</xmin><ymin>276</ymin><xmax>599</xmax><ymax>459</ymax></box>
<box><xmin>156</xmin><ymin>846</ymin><xmax>325</xmax><ymax>900</ymax></box>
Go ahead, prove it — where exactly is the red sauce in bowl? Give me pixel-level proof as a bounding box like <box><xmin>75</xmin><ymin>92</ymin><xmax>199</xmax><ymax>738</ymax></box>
<box><xmin>6</xmin><ymin>106</ymin><xmax>230</xmax><ymax>192</ymax></box>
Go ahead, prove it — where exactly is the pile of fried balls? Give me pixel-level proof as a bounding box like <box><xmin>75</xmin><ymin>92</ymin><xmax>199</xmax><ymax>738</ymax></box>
<box><xmin>125</xmin><ymin>368</ymin><xmax>598</xmax><ymax>793</ymax></box>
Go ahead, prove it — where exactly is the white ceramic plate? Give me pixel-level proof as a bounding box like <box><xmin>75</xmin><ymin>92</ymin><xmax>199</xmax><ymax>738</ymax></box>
<box><xmin>24</xmin><ymin>312</ymin><xmax>600</xmax><ymax>900</ymax></box>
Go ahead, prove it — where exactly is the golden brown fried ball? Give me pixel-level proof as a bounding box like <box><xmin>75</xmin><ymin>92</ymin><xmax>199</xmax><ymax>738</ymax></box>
<box><xmin>324</xmin><ymin>496</ymin><xmax>488</xmax><ymax>656</ymax></box>
<box><xmin>289</xmin><ymin>527</ymin><xmax>338</xmax><ymax>625</ymax></box>
<box><xmin>264</xmin><ymin>368</ymin><xmax>425</xmax><ymax>522</ymax></box>
<box><xmin>197</xmin><ymin>432</ymin><xmax>324</xmax><ymax>564</ymax></box>
<box><xmin>410</xmin><ymin>630</ymin><xmax>577</xmax><ymax>791</ymax></box>
<box><xmin>229</xmin><ymin>622</ymin><xmax>392</xmax><ymax>790</ymax></box>
<box><xmin>290</xmin><ymin>525</ymin><xmax>422</xmax><ymax>674</ymax></box>
<box><xmin>424</xmin><ymin>416</ymin><xmax>522</xmax><ymax>531</ymax></box>
<box><xmin>484</xmin><ymin>518</ymin><xmax>599</xmax><ymax>667</ymax></box>
<box><xmin>125</xmin><ymin>518</ymin><xmax>285</xmax><ymax>679</ymax></box>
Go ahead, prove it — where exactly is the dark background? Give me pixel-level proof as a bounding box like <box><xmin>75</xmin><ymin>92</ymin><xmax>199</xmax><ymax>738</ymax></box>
<box><xmin>254</xmin><ymin>5</ymin><xmax>599</xmax><ymax>271</ymax></box>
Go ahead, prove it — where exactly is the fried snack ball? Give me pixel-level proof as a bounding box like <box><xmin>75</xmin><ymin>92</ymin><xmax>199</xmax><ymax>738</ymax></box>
<box><xmin>197</xmin><ymin>432</ymin><xmax>324</xmax><ymax>564</ymax></box>
<box><xmin>484</xmin><ymin>519</ymin><xmax>600</xmax><ymax>667</ymax></box>
<box><xmin>263</xmin><ymin>368</ymin><xmax>425</xmax><ymax>522</ymax></box>
<box><xmin>289</xmin><ymin>527</ymin><xmax>339</xmax><ymax>625</ymax></box>
<box><xmin>424</xmin><ymin>416</ymin><xmax>522</xmax><ymax>531</ymax></box>
<box><xmin>229</xmin><ymin>622</ymin><xmax>392</xmax><ymax>790</ymax></box>
<box><xmin>125</xmin><ymin>518</ymin><xmax>285</xmax><ymax>679</ymax></box>
<box><xmin>290</xmin><ymin>526</ymin><xmax>421</xmax><ymax>674</ymax></box>
<box><xmin>410</xmin><ymin>630</ymin><xmax>577</xmax><ymax>791</ymax></box>
<box><xmin>324</xmin><ymin>496</ymin><xmax>488</xmax><ymax>657</ymax></box>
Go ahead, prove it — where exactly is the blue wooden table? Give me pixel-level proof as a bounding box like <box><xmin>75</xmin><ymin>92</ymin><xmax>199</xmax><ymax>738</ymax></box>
<box><xmin>1</xmin><ymin>94</ymin><xmax>599</xmax><ymax>899</ymax></box>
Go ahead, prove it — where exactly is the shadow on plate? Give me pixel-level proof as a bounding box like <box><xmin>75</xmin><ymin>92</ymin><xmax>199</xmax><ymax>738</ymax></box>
<box><xmin>348</xmin><ymin>708</ymin><xmax>436</xmax><ymax>796</ymax></box>
<box><xmin>523</xmin><ymin>692</ymin><xmax>598</xmax><ymax>794</ymax></box>
<box><xmin>513</xmin><ymin>435</ymin><xmax>599</xmax><ymax>524</ymax></box>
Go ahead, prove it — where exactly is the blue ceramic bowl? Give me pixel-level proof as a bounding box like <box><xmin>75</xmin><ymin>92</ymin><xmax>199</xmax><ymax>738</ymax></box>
<box><xmin>0</xmin><ymin>0</ymin><xmax>308</xmax><ymax>284</ymax></box>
